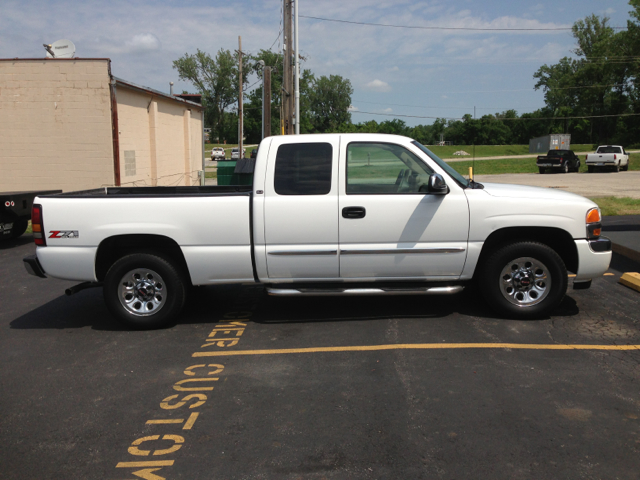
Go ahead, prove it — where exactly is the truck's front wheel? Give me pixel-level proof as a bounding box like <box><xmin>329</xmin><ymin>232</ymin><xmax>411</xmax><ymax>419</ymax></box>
<box><xmin>479</xmin><ymin>242</ymin><xmax>567</xmax><ymax>319</ymax></box>
<box><xmin>104</xmin><ymin>253</ymin><xmax>186</xmax><ymax>329</ymax></box>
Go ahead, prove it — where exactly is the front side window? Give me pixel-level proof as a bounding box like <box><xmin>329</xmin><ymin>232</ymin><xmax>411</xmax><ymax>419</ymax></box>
<box><xmin>274</xmin><ymin>143</ymin><xmax>333</xmax><ymax>195</ymax></box>
<box><xmin>346</xmin><ymin>142</ymin><xmax>433</xmax><ymax>194</ymax></box>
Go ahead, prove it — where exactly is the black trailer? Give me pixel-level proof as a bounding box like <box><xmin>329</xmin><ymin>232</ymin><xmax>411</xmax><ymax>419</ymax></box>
<box><xmin>1</xmin><ymin>190</ymin><xmax>61</xmax><ymax>241</ymax></box>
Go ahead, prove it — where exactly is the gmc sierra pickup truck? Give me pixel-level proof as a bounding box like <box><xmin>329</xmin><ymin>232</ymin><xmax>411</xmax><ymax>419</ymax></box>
<box><xmin>23</xmin><ymin>134</ymin><xmax>612</xmax><ymax>329</ymax></box>
<box><xmin>586</xmin><ymin>145</ymin><xmax>630</xmax><ymax>172</ymax></box>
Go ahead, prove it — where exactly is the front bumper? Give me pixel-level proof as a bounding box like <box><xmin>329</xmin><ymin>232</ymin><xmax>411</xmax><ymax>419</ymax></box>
<box><xmin>573</xmin><ymin>237</ymin><xmax>612</xmax><ymax>283</ymax></box>
<box><xmin>23</xmin><ymin>254</ymin><xmax>47</xmax><ymax>278</ymax></box>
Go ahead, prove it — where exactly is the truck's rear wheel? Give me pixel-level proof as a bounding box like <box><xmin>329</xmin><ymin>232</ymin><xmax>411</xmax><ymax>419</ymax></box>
<box><xmin>1</xmin><ymin>220</ymin><xmax>28</xmax><ymax>241</ymax></box>
<box><xmin>588</xmin><ymin>166</ymin><xmax>594</xmax><ymax>173</ymax></box>
<box><xmin>538</xmin><ymin>167</ymin><xmax>545</xmax><ymax>174</ymax></box>
<box><xmin>479</xmin><ymin>242</ymin><xmax>567</xmax><ymax>319</ymax></box>
<box><xmin>104</xmin><ymin>253</ymin><xmax>186</xmax><ymax>329</ymax></box>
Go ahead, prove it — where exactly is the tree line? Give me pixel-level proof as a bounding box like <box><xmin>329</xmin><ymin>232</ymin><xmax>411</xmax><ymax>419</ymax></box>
<box><xmin>174</xmin><ymin>1</ymin><xmax>640</xmax><ymax>146</ymax></box>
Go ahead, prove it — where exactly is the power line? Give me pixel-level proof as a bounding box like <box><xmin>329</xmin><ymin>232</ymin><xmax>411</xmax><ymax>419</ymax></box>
<box><xmin>351</xmin><ymin>110</ymin><xmax>640</xmax><ymax>121</ymax></box>
<box><xmin>351</xmin><ymin>110</ymin><xmax>463</xmax><ymax>120</ymax></box>
<box><xmin>300</xmin><ymin>14</ymin><xmax>628</xmax><ymax>32</ymax></box>
<box><xmin>353</xmin><ymin>99</ymin><xmax>623</xmax><ymax>111</ymax></box>
<box><xmin>269</xmin><ymin>30</ymin><xmax>282</xmax><ymax>51</ymax></box>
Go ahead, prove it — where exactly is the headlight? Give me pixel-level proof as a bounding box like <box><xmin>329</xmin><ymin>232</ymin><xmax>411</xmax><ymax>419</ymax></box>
<box><xmin>586</xmin><ymin>207</ymin><xmax>602</xmax><ymax>239</ymax></box>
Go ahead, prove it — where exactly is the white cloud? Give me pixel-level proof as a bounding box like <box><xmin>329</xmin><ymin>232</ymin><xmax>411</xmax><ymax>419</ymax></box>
<box><xmin>604</xmin><ymin>8</ymin><xmax>616</xmax><ymax>15</ymax></box>
<box><xmin>380</xmin><ymin>108</ymin><xmax>393</xmax><ymax>113</ymax></box>
<box><xmin>126</xmin><ymin>33</ymin><xmax>161</xmax><ymax>52</ymax></box>
<box><xmin>348</xmin><ymin>104</ymin><xmax>359</xmax><ymax>111</ymax></box>
<box><xmin>365</xmin><ymin>79</ymin><xmax>391</xmax><ymax>92</ymax></box>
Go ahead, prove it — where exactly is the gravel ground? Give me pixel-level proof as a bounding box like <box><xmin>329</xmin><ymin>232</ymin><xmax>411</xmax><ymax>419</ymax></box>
<box><xmin>475</xmin><ymin>171</ymin><xmax>640</xmax><ymax>198</ymax></box>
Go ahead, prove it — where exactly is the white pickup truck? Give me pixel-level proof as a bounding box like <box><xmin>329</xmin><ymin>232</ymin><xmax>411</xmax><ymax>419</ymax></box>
<box><xmin>23</xmin><ymin>134</ymin><xmax>612</xmax><ymax>329</ymax></box>
<box><xmin>586</xmin><ymin>145</ymin><xmax>630</xmax><ymax>172</ymax></box>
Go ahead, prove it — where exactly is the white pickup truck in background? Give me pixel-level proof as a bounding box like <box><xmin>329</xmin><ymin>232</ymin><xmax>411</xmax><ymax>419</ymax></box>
<box><xmin>24</xmin><ymin>133</ymin><xmax>612</xmax><ymax>329</ymax></box>
<box><xmin>586</xmin><ymin>145</ymin><xmax>630</xmax><ymax>172</ymax></box>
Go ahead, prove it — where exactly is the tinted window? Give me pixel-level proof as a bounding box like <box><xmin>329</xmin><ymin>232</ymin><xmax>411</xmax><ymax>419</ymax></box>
<box><xmin>274</xmin><ymin>143</ymin><xmax>333</xmax><ymax>195</ymax></box>
<box><xmin>346</xmin><ymin>142</ymin><xmax>433</xmax><ymax>194</ymax></box>
<box><xmin>596</xmin><ymin>146</ymin><xmax>622</xmax><ymax>154</ymax></box>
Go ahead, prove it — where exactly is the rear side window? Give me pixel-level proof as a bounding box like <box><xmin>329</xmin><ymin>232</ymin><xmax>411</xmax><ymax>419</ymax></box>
<box><xmin>274</xmin><ymin>143</ymin><xmax>333</xmax><ymax>195</ymax></box>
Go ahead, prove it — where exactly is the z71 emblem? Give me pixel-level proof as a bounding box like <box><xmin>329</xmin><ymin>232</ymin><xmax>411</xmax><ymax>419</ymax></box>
<box><xmin>49</xmin><ymin>230</ymin><xmax>79</xmax><ymax>239</ymax></box>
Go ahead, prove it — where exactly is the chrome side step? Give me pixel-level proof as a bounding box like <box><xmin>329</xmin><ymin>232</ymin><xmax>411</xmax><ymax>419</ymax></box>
<box><xmin>266</xmin><ymin>286</ymin><xmax>464</xmax><ymax>297</ymax></box>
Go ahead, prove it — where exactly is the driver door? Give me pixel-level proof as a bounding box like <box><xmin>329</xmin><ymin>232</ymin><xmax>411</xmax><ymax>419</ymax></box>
<box><xmin>338</xmin><ymin>141</ymin><xmax>469</xmax><ymax>279</ymax></box>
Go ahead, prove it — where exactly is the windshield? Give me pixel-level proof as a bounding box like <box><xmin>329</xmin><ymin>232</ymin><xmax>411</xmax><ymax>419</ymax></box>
<box><xmin>411</xmin><ymin>141</ymin><xmax>469</xmax><ymax>188</ymax></box>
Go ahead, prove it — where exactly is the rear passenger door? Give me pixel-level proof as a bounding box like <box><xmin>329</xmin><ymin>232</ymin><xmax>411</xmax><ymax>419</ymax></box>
<box><xmin>263</xmin><ymin>137</ymin><xmax>340</xmax><ymax>279</ymax></box>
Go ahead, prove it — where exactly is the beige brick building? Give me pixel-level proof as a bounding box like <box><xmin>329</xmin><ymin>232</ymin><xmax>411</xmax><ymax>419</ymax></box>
<box><xmin>0</xmin><ymin>58</ymin><xmax>204</xmax><ymax>192</ymax></box>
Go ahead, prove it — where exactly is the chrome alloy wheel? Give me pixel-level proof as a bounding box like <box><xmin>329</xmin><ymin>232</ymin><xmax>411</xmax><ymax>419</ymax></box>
<box><xmin>499</xmin><ymin>257</ymin><xmax>551</xmax><ymax>307</ymax></box>
<box><xmin>117</xmin><ymin>268</ymin><xmax>166</xmax><ymax>317</ymax></box>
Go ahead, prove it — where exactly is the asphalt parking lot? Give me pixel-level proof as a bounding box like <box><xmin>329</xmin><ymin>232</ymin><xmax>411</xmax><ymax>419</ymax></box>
<box><xmin>2</xmin><ymin>236</ymin><xmax>640</xmax><ymax>479</ymax></box>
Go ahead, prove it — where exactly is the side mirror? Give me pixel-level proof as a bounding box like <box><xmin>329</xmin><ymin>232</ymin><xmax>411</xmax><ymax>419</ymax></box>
<box><xmin>427</xmin><ymin>173</ymin><xmax>449</xmax><ymax>195</ymax></box>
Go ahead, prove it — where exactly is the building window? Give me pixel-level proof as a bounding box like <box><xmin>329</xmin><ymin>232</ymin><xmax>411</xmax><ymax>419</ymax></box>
<box><xmin>124</xmin><ymin>150</ymin><xmax>136</xmax><ymax>177</ymax></box>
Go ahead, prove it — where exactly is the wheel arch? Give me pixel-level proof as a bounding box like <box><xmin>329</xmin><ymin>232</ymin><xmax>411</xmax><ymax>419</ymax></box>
<box><xmin>95</xmin><ymin>234</ymin><xmax>191</xmax><ymax>283</ymax></box>
<box><xmin>475</xmin><ymin>227</ymin><xmax>578</xmax><ymax>276</ymax></box>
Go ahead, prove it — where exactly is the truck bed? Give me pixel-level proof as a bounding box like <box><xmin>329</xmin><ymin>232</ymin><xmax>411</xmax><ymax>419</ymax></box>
<box><xmin>48</xmin><ymin>185</ymin><xmax>252</xmax><ymax>198</ymax></box>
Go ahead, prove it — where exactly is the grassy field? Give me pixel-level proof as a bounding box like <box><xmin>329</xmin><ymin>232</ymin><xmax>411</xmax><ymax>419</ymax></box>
<box><xmin>205</xmin><ymin>143</ymin><xmax>599</xmax><ymax>159</ymax></box>
<box><xmin>205</xmin><ymin>143</ymin><xmax>258</xmax><ymax>155</ymax></box>
<box><xmin>447</xmin><ymin>153</ymin><xmax>640</xmax><ymax>176</ymax></box>
<box><xmin>590</xmin><ymin>197</ymin><xmax>640</xmax><ymax>216</ymax></box>
<box><xmin>427</xmin><ymin>144</ymin><xmax>597</xmax><ymax>159</ymax></box>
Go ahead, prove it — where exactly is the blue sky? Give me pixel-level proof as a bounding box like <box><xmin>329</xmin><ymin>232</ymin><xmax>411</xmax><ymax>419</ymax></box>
<box><xmin>0</xmin><ymin>0</ymin><xmax>633</xmax><ymax>126</ymax></box>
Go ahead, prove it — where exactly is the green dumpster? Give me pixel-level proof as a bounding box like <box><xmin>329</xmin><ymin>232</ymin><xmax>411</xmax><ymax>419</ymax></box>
<box><xmin>217</xmin><ymin>160</ymin><xmax>239</xmax><ymax>186</ymax></box>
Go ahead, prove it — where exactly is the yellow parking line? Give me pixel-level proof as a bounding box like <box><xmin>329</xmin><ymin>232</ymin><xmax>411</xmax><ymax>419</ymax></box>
<box><xmin>193</xmin><ymin>343</ymin><xmax>640</xmax><ymax>357</ymax></box>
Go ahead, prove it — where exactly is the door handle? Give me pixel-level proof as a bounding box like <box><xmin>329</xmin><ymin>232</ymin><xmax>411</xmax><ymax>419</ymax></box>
<box><xmin>342</xmin><ymin>206</ymin><xmax>366</xmax><ymax>219</ymax></box>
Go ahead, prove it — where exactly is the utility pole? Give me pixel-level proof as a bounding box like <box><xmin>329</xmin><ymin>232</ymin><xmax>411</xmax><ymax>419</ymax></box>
<box><xmin>283</xmin><ymin>0</ymin><xmax>293</xmax><ymax>134</ymax></box>
<box><xmin>294</xmin><ymin>0</ymin><xmax>300</xmax><ymax>134</ymax></box>
<box><xmin>238</xmin><ymin>36</ymin><xmax>243</xmax><ymax>159</ymax></box>
<box><xmin>264</xmin><ymin>66</ymin><xmax>272</xmax><ymax>138</ymax></box>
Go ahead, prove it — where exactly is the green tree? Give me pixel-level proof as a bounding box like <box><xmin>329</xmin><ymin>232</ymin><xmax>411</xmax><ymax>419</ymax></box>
<box><xmin>533</xmin><ymin>14</ymin><xmax>628</xmax><ymax>144</ymax></box>
<box><xmin>173</xmin><ymin>49</ymin><xmax>250</xmax><ymax>143</ymax></box>
<box><xmin>243</xmin><ymin>49</ymin><xmax>316</xmax><ymax>141</ymax></box>
<box><xmin>308</xmin><ymin>75</ymin><xmax>353</xmax><ymax>132</ymax></box>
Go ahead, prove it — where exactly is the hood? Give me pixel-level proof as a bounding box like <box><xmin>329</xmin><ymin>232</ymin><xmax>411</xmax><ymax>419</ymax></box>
<box><xmin>480</xmin><ymin>182</ymin><xmax>594</xmax><ymax>203</ymax></box>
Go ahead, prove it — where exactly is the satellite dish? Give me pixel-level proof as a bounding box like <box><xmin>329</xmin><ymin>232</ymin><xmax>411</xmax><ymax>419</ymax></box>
<box><xmin>45</xmin><ymin>39</ymin><xmax>75</xmax><ymax>58</ymax></box>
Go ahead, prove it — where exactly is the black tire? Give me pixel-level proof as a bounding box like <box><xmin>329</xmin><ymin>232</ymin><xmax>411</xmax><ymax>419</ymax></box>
<box><xmin>587</xmin><ymin>166</ymin><xmax>594</xmax><ymax>173</ymax></box>
<box><xmin>573</xmin><ymin>160</ymin><xmax>581</xmax><ymax>172</ymax></box>
<box><xmin>561</xmin><ymin>162</ymin><xmax>568</xmax><ymax>174</ymax></box>
<box><xmin>538</xmin><ymin>167</ymin><xmax>545</xmax><ymax>174</ymax></box>
<box><xmin>2</xmin><ymin>220</ymin><xmax>28</xmax><ymax>241</ymax></box>
<box><xmin>478</xmin><ymin>242</ymin><xmax>568</xmax><ymax>319</ymax></box>
<box><xmin>622</xmin><ymin>162</ymin><xmax>629</xmax><ymax>172</ymax></box>
<box><xmin>614</xmin><ymin>163</ymin><xmax>620</xmax><ymax>173</ymax></box>
<box><xmin>103</xmin><ymin>253</ymin><xmax>186</xmax><ymax>329</ymax></box>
